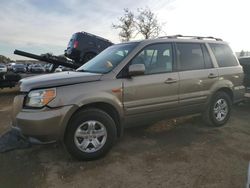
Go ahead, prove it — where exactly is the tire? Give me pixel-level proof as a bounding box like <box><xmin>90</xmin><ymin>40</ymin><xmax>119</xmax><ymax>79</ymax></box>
<box><xmin>64</xmin><ymin>108</ymin><xmax>117</xmax><ymax>160</ymax></box>
<box><xmin>203</xmin><ymin>91</ymin><xmax>232</xmax><ymax>127</ymax></box>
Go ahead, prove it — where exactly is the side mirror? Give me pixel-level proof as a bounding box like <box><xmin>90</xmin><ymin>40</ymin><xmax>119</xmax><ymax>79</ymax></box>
<box><xmin>128</xmin><ymin>64</ymin><xmax>145</xmax><ymax>77</ymax></box>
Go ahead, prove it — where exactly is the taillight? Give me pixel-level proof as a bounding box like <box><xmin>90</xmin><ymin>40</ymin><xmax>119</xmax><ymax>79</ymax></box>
<box><xmin>73</xmin><ymin>41</ymin><xmax>79</xmax><ymax>48</ymax></box>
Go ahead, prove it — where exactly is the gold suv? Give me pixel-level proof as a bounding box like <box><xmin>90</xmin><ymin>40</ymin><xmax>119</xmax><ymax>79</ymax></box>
<box><xmin>12</xmin><ymin>35</ymin><xmax>245</xmax><ymax>160</ymax></box>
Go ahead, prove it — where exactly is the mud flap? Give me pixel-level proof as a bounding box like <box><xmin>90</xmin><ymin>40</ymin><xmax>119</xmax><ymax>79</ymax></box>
<box><xmin>0</xmin><ymin>128</ymin><xmax>31</xmax><ymax>153</ymax></box>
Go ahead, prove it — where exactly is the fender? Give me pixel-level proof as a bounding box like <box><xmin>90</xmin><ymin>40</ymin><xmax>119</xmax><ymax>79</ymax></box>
<box><xmin>53</xmin><ymin>91</ymin><xmax>124</xmax><ymax>140</ymax></box>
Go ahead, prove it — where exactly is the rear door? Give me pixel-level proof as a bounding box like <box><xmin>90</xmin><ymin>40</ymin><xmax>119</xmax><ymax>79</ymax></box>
<box><xmin>176</xmin><ymin>42</ymin><xmax>218</xmax><ymax>107</ymax></box>
<box><xmin>122</xmin><ymin>43</ymin><xmax>179</xmax><ymax>117</ymax></box>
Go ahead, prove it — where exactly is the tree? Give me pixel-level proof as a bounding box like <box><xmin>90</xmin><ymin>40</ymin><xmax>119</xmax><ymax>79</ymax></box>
<box><xmin>136</xmin><ymin>7</ymin><xmax>162</xmax><ymax>39</ymax></box>
<box><xmin>0</xmin><ymin>55</ymin><xmax>11</xmax><ymax>64</ymax></box>
<box><xmin>239</xmin><ymin>50</ymin><xmax>245</xmax><ymax>57</ymax></box>
<box><xmin>112</xmin><ymin>8</ymin><xmax>135</xmax><ymax>42</ymax></box>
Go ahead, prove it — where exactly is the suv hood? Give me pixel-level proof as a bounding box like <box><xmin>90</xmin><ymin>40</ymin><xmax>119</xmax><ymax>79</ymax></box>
<box><xmin>19</xmin><ymin>71</ymin><xmax>102</xmax><ymax>92</ymax></box>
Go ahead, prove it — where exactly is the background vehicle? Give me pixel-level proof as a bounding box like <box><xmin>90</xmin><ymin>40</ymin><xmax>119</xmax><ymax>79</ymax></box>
<box><xmin>64</xmin><ymin>32</ymin><xmax>113</xmax><ymax>64</ymax></box>
<box><xmin>29</xmin><ymin>64</ymin><xmax>45</xmax><ymax>73</ymax></box>
<box><xmin>14</xmin><ymin>32</ymin><xmax>113</xmax><ymax>72</ymax></box>
<box><xmin>0</xmin><ymin>72</ymin><xmax>21</xmax><ymax>88</ymax></box>
<box><xmin>55</xmin><ymin>65</ymin><xmax>74</xmax><ymax>72</ymax></box>
<box><xmin>0</xmin><ymin>64</ymin><xmax>7</xmax><ymax>73</ymax></box>
<box><xmin>44</xmin><ymin>64</ymin><xmax>53</xmax><ymax>72</ymax></box>
<box><xmin>7</xmin><ymin>62</ymin><xmax>16</xmax><ymax>71</ymax></box>
<box><xmin>12</xmin><ymin>35</ymin><xmax>244</xmax><ymax>161</ymax></box>
<box><xmin>12</xmin><ymin>64</ymin><xmax>26</xmax><ymax>73</ymax></box>
<box><xmin>238</xmin><ymin>56</ymin><xmax>250</xmax><ymax>88</ymax></box>
<box><xmin>7</xmin><ymin>63</ymin><xmax>13</xmax><ymax>71</ymax></box>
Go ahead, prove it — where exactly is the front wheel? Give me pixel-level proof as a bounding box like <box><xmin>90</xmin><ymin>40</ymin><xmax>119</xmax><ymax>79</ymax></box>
<box><xmin>203</xmin><ymin>91</ymin><xmax>232</xmax><ymax>127</ymax></box>
<box><xmin>64</xmin><ymin>108</ymin><xmax>117</xmax><ymax>160</ymax></box>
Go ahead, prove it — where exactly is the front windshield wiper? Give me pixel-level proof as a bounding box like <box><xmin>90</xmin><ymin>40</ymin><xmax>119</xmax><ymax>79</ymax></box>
<box><xmin>76</xmin><ymin>69</ymin><xmax>94</xmax><ymax>73</ymax></box>
<box><xmin>76</xmin><ymin>69</ymin><xmax>86</xmax><ymax>72</ymax></box>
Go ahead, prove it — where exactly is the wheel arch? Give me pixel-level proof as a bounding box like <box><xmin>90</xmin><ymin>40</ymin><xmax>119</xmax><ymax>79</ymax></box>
<box><xmin>208</xmin><ymin>79</ymin><xmax>235</xmax><ymax>104</ymax></box>
<box><xmin>63</xmin><ymin>102</ymin><xmax>123</xmax><ymax>141</ymax></box>
<box><xmin>215</xmin><ymin>87</ymin><xmax>234</xmax><ymax>101</ymax></box>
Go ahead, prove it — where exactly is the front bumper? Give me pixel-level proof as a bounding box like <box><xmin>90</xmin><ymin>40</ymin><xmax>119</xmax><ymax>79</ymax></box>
<box><xmin>13</xmin><ymin>106</ymin><xmax>72</xmax><ymax>142</ymax></box>
<box><xmin>12</xmin><ymin>95</ymin><xmax>75</xmax><ymax>142</ymax></box>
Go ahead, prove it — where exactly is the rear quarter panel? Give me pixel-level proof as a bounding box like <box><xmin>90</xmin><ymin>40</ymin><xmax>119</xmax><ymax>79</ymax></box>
<box><xmin>215</xmin><ymin>66</ymin><xmax>245</xmax><ymax>102</ymax></box>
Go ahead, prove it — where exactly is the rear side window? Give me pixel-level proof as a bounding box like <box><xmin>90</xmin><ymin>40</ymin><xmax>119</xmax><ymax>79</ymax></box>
<box><xmin>209</xmin><ymin>43</ymin><xmax>238</xmax><ymax>67</ymax></box>
<box><xmin>176</xmin><ymin>43</ymin><xmax>205</xmax><ymax>71</ymax></box>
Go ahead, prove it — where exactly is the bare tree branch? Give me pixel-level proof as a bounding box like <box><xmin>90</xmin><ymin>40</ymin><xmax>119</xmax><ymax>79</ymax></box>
<box><xmin>136</xmin><ymin>7</ymin><xmax>162</xmax><ymax>39</ymax></box>
<box><xmin>112</xmin><ymin>8</ymin><xmax>135</xmax><ymax>42</ymax></box>
<box><xmin>112</xmin><ymin>7</ymin><xmax>165</xmax><ymax>41</ymax></box>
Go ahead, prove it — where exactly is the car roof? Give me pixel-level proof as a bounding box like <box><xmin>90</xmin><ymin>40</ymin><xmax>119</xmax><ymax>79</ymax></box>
<box><xmin>119</xmin><ymin>35</ymin><xmax>227</xmax><ymax>46</ymax></box>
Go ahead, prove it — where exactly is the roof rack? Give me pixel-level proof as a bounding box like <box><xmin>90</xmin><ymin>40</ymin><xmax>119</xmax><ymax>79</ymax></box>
<box><xmin>158</xmin><ymin>35</ymin><xmax>223</xmax><ymax>41</ymax></box>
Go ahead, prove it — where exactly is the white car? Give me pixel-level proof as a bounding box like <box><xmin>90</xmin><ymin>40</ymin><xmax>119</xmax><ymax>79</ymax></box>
<box><xmin>55</xmin><ymin>65</ymin><xmax>74</xmax><ymax>72</ymax></box>
<box><xmin>0</xmin><ymin>64</ymin><xmax>7</xmax><ymax>73</ymax></box>
<box><xmin>55</xmin><ymin>66</ymin><xmax>63</xmax><ymax>72</ymax></box>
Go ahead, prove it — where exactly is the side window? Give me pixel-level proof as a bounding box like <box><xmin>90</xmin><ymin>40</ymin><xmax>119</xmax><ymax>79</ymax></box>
<box><xmin>130</xmin><ymin>43</ymin><xmax>173</xmax><ymax>74</ymax></box>
<box><xmin>209</xmin><ymin>43</ymin><xmax>238</xmax><ymax>67</ymax></box>
<box><xmin>176</xmin><ymin>43</ymin><xmax>205</xmax><ymax>71</ymax></box>
<box><xmin>201</xmin><ymin>44</ymin><xmax>213</xmax><ymax>69</ymax></box>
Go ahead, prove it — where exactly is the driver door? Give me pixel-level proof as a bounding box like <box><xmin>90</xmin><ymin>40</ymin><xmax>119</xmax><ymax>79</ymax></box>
<box><xmin>122</xmin><ymin>43</ymin><xmax>179</xmax><ymax>124</ymax></box>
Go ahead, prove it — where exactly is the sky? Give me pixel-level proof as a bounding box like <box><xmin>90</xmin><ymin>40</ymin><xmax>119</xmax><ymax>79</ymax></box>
<box><xmin>0</xmin><ymin>0</ymin><xmax>250</xmax><ymax>60</ymax></box>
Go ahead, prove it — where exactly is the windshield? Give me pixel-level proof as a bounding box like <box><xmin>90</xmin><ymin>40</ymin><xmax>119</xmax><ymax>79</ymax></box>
<box><xmin>77</xmin><ymin>42</ymin><xmax>138</xmax><ymax>73</ymax></box>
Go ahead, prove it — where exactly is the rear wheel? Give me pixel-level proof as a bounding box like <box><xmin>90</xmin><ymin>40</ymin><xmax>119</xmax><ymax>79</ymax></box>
<box><xmin>64</xmin><ymin>108</ymin><xmax>117</xmax><ymax>160</ymax></box>
<box><xmin>203</xmin><ymin>91</ymin><xmax>232</xmax><ymax>127</ymax></box>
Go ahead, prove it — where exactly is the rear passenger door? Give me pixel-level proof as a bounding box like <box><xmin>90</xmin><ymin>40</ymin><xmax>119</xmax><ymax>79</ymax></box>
<box><xmin>176</xmin><ymin>42</ymin><xmax>218</xmax><ymax>107</ymax></box>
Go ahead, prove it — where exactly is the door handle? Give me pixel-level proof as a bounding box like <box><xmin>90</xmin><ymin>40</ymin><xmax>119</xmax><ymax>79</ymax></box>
<box><xmin>164</xmin><ymin>78</ymin><xmax>178</xmax><ymax>84</ymax></box>
<box><xmin>208</xmin><ymin>73</ymin><xmax>217</xmax><ymax>79</ymax></box>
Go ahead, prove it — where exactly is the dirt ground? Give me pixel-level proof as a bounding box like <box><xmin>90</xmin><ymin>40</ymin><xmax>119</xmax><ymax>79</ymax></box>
<box><xmin>0</xmin><ymin>88</ymin><xmax>250</xmax><ymax>188</ymax></box>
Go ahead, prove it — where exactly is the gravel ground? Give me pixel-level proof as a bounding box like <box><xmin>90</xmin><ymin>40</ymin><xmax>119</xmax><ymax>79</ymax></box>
<box><xmin>0</xmin><ymin>87</ymin><xmax>250</xmax><ymax>188</ymax></box>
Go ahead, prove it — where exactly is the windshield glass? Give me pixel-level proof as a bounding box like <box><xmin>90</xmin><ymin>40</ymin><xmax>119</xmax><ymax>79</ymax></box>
<box><xmin>77</xmin><ymin>42</ymin><xmax>138</xmax><ymax>73</ymax></box>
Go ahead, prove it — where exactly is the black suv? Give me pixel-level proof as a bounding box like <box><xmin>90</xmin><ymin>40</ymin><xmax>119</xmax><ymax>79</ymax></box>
<box><xmin>64</xmin><ymin>32</ymin><xmax>113</xmax><ymax>64</ymax></box>
<box><xmin>238</xmin><ymin>56</ymin><xmax>250</xmax><ymax>88</ymax></box>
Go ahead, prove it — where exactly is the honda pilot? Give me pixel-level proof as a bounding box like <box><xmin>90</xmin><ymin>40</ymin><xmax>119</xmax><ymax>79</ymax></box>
<box><xmin>12</xmin><ymin>35</ymin><xmax>245</xmax><ymax>160</ymax></box>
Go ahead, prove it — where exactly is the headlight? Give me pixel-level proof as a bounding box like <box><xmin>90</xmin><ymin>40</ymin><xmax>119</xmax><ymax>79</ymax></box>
<box><xmin>25</xmin><ymin>88</ymin><xmax>56</xmax><ymax>108</ymax></box>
